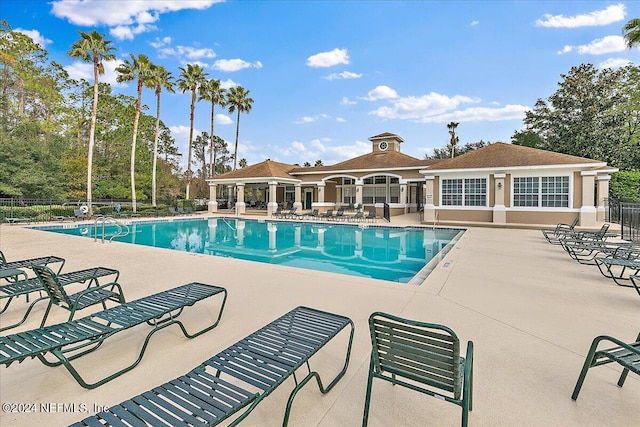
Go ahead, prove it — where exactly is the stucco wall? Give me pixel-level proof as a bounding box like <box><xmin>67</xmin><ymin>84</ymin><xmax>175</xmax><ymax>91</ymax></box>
<box><xmin>507</xmin><ymin>211</ymin><xmax>579</xmax><ymax>225</ymax></box>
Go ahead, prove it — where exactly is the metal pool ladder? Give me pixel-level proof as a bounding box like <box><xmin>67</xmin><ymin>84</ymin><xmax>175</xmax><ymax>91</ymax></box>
<box><xmin>93</xmin><ymin>216</ymin><xmax>130</xmax><ymax>243</ymax></box>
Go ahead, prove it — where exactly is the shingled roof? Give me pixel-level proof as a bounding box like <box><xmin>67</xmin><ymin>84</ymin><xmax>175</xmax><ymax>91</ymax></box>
<box><xmin>290</xmin><ymin>150</ymin><xmax>436</xmax><ymax>174</ymax></box>
<box><xmin>424</xmin><ymin>143</ymin><xmax>604</xmax><ymax>171</ymax></box>
<box><xmin>214</xmin><ymin>160</ymin><xmax>297</xmax><ymax>180</ymax></box>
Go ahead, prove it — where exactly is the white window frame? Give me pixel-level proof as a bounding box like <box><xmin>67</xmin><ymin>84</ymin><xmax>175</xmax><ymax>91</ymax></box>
<box><xmin>440</xmin><ymin>177</ymin><xmax>488</xmax><ymax>207</ymax></box>
<box><xmin>512</xmin><ymin>175</ymin><xmax>571</xmax><ymax>208</ymax></box>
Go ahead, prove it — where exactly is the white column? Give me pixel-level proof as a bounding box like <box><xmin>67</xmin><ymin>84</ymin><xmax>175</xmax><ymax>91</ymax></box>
<box><xmin>580</xmin><ymin>171</ymin><xmax>597</xmax><ymax>227</ymax></box>
<box><xmin>355</xmin><ymin>180</ymin><xmax>363</xmax><ymax>207</ymax></box>
<box><xmin>208</xmin><ymin>184</ymin><xmax>218</xmax><ymax>213</ymax></box>
<box><xmin>492</xmin><ymin>173</ymin><xmax>506</xmax><ymax>224</ymax></box>
<box><xmin>268</xmin><ymin>222</ymin><xmax>277</xmax><ymax>251</ymax></box>
<box><xmin>294</xmin><ymin>184</ymin><xmax>302</xmax><ymax>211</ymax></box>
<box><xmin>227</xmin><ymin>185</ymin><xmax>234</xmax><ymax>208</ymax></box>
<box><xmin>267</xmin><ymin>181</ymin><xmax>278</xmax><ymax>216</ymax></box>
<box><xmin>236</xmin><ymin>220</ymin><xmax>245</xmax><ymax>247</ymax></box>
<box><xmin>596</xmin><ymin>175</ymin><xmax>610</xmax><ymax>222</ymax></box>
<box><xmin>235</xmin><ymin>183</ymin><xmax>245</xmax><ymax>215</ymax></box>
<box><xmin>423</xmin><ymin>177</ymin><xmax>435</xmax><ymax>223</ymax></box>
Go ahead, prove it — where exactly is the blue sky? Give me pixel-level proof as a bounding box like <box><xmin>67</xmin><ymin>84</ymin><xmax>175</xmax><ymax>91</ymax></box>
<box><xmin>3</xmin><ymin>1</ymin><xmax>639</xmax><ymax>169</ymax></box>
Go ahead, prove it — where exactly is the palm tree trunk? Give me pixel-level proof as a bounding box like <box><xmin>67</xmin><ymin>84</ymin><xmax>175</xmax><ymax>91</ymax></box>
<box><xmin>233</xmin><ymin>109</ymin><xmax>240</xmax><ymax>170</ymax></box>
<box><xmin>87</xmin><ymin>57</ymin><xmax>99</xmax><ymax>217</ymax></box>
<box><xmin>152</xmin><ymin>89</ymin><xmax>161</xmax><ymax>207</ymax></box>
<box><xmin>186</xmin><ymin>89</ymin><xmax>196</xmax><ymax>200</ymax></box>
<box><xmin>209</xmin><ymin>101</ymin><xmax>215</xmax><ymax>178</ymax></box>
<box><xmin>131</xmin><ymin>80</ymin><xmax>142</xmax><ymax>213</ymax></box>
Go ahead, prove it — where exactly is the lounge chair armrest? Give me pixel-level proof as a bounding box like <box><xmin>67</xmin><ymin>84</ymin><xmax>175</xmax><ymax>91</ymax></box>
<box><xmin>70</xmin><ymin>281</ymin><xmax>124</xmax><ymax>305</ymax></box>
<box><xmin>588</xmin><ymin>334</ymin><xmax>640</xmax><ymax>356</ymax></box>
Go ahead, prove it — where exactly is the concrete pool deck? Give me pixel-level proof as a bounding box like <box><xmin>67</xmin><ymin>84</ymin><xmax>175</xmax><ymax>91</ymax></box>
<box><xmin>0</xmin><ymin>216</ymin><xmax>638</xmax><ymax>426</ymax></box>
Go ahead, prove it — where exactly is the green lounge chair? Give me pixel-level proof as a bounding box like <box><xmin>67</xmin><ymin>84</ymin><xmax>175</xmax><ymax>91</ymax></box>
<box><xmin>594</xmin><ymin>246</ymin><xmax>640</xmax><ymax>287</ymax></box>
<box><xmin>365</xmin><ymin>210</ymin><xmax>376</xmax><ymax>223</ymax></box>
<box><xmin>632</xmin><ymin>275</ymin><xmax>640</xmax><ymax>297</ymax></box>
<box><xmin>0</xmin><ymin>266</ymin><xmax>120</xmax><ymax>332</ymax></box>
<box><xmin>571</xmin><ymin>331</ymin><xmax>640</xmax><ymax>401</ymax></box>
<box><xmin>349</xmin><ymin>211</ymin><xmax>365</xmax><ymax>222</ymax></box>
<box><xmin>271</xmin><ymin>206</ymin><xmax>283</xmax><ymax>218</ymax></box>
<box><xmin>0</xmin><ymin>282</ymin><xmax>227</xmax><ymax>389</ymax></box>
<box><xmin>0</xmin><ymin>251</ymin><xmax>65</xmax><ymax>274</ymax></box>
<box><xmin>363</xmin><ymin>312</ymin><xmax>473</xmax><ymax>427</ymax></box>
<box><xmin>541</xmin><ymin>218</ymin><xmax>579</xmax><ymax>243</ymax></box>
<box><xmin>319</xmin><ymin>209</ymin><xmax>334</xmax><ymax>220</ymax></box>
<box><xmin>72</xmin><ymin>306</ymin><xmax>354</xmax><ymax>425</ymax></box>
<box><xmin>32</xmin><ymin>264</ymin><xmax>126</xmax><ymax>327</ymax></box>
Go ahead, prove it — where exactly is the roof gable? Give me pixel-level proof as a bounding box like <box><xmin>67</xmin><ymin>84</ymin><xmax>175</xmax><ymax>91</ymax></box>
<box><xmin>214</xmin><ymin>160</ymin><xmax>296</xmax><ymax>180</ymax></box>
<box><xmin>290</xmin><ymin>150</ymin><xmax>436</xmax><ymax>174</ymax></box>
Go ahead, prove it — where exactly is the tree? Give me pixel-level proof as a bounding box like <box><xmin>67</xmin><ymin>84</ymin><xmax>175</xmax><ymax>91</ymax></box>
<box><xmin>303</xmin><ymin>161</ymin><xmax>311</xmax><ymax>167</ymax></box>
<box><xmin>116</xmin><ymin>53</ymin><xmax>154</xmax><ymax>213</ymax></box>
<box><xmin>177</xmin><ymin>63</ymin><xmax>207</xmax><ymax>199</ymax></box>
<box><xmin>147</xmin><ymin>65</ymin><xmax>174</xmax><ymax>207</ymax></box>
<box><xmin>198</xmin><ymin>78</ymin><xmax>227</xmax><ymax>177</ymax></box>
<box><xmin>226</xmin><ymin>86</ymin><xmax>253</xmax><ymax>170</ymax></box>
<box><xmin>238</xmin><ymin>158</ymin><xmax>248</xmax><ymax>168</ymax></box>
<box><xmin>515</xmin><ymin>64</ymin><xmax>639</xmax><ymax>171</ymax></box>
<box><xmin>447</xmin><ymin>122</ymin><xmax>459</xmax><ymax>158</ymax></box>
<box><xmin>193</xmin><ymin>131</ymin><xmax>209</xmax><ymax>196</ymax></box>
<box><xmin>426</xmin><ymin>140</ymin><xmax>491</xmax><ymax>159</ymax></box>
<box><xmin>314</xmin><ymin>159</ymin><xmax>323</xmax><ymax>166</ymax></box>
<box><xmin>623</xmin><ymin>18</ymin><xmax>640</xmax><ymax>48</ymax></box>
<box><xmin>67</xmin><ymin>30</ymin><xmax>115</xmax><ymax>215</ymax></box>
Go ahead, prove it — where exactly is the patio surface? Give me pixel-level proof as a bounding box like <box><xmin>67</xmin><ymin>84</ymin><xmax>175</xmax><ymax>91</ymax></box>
<box><xmin>0</xmin><ymin>214</ymin><xmax>638</xmax><ymax>426</ymax></box>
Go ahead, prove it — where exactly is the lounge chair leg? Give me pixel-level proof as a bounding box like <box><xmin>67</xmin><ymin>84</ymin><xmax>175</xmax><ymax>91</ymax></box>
<box><xmin>617</xmin><ymin>368</ymin><xmax>630</xmax><ymax>387</ymax></box>
<box><xmin>571</xmin><ymin>338</ymin><xmax>600</xmax><ymax>400</ymax></box>
<box><xmin>362</xmin><ymin>359</ymin><xmax>375</xmax><ymax>427</ymax></box>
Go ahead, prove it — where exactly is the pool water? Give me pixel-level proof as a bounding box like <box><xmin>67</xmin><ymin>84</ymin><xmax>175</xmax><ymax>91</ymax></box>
<box><xmin>35</xmin><ymin>218</ymin><xmax>462</xmax><ymax>283</ymax></box>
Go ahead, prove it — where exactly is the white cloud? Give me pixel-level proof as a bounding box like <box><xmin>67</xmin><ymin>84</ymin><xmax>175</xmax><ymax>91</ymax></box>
<box><xmin>369</xmin><ymin>92</ymin><xmax>486</xmax><ymax>121</ymax></box>
<box><xmin>598</xmin><ymin>57</ymin><xmax>633</xmax><ymax>69</ymax></box>
<box><xmin>153</xmin><ymin>38</ymin><xmax>216</xmax><ymax>60</ymax></box>
<box><xmin>65</xmin><ymin>58</ymin><xmax>125</xmax><ymax>86</ymax></box>
<box><xmin>215</xmin><ymin>114</ymin><xmax>233</xmax><ymax>125</ymax></box>
<box><xmin>213</xmin><ymin>59</ymin><xmax>263</xmax><ymax>72</ymax></box>
<box><xmin>417</xmin><ymin>104</ymin><xmax>531</xmax><ymax>123</ymax></box>
<box><xmin>470</xmin><ymin>20</ymin><xmax>479</xmax><ymax>26</ymax></box>
<box><xmin>15</xmin><ymin>29</ymin><xmax>52</xmax><ymax>47</ymax></box>
<box><xmin>336</xmin><ymin>117</ymin><xmax>346</xmax><ymax>123</ymax></box>
<box><xmin>51</xmin><ymin>0</ymin><xmax>223</xmax><ymax>40</ymax></box>
<box><xmin>362</xmin><ymin>85</ymin><xmax>399</xmax><ymax>101</ymax></box>
<box><xmin>220</xmin><ymin>79</ymin><xmax>238</xmax><ymax>90</ymax></box>
<box><xmin>324</xmin><ymin>71</ymin><xmax>362</xmax><ymax>80</ymax></box>
<box><xmin>559</xmin><ymin>35</ymin><xmax>628</xmax><ymax>55</ymax></box>
<box><xmin>306</xmin><ymin>48</ymin><xmax>349</xmax><ymax>68</ymax></box>
<box><xmin>536</xmin><ymin>3</ymin><xmax>626</xmax><ymax>28</ymax></box>
<box><xmin>294</xmin><ymin>114</ymin><xmax>331</xmax><ymax>124</ymax></box>
<box><xmin>150</xmin><ymin>36</ymin><xmax>171</xmax><ymax>48</ymax></box>
<box><xmin>169</xmin><ymin>124</ymin><xmax>202</xmax><ymax>170</ymax></box>
<box><xmin>277</xmin><ymin>138</ymin><xmax>369</xmax><ymax>164</ymax></box>
<box><xmin>340</xmin><ymin>97</ymin><xmax>356</xmax><ymax>105</ymax></box>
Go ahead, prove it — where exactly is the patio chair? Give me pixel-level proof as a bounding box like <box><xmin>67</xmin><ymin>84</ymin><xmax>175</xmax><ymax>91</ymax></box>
<box><xmin>271</xmin><ymin>206</ymin><xmax>283</xmax><ymax>218</ymax></box>
<box><xmin>0</xmin><ymin>266</ymin><xmax>120</xmax><ymax>332</ymax></box>
<box><xmin>541</xmin><ymin>218</ymin><xmax>579</xmax><ymax>243</ymax></box>
<box><xmin>319</xmin><ymin>209</ymin><xmax>334</xmax><ymax>220</ymax></box>
<box><xmin>305</xmin><ymin>208</ymin><xmax>319</xmax><ymax>219</ymax></box>
<box><xmin>363</xmin><ymin>312</ymin><xmax>473</xmax><ymax>427</ymax></box>
<box><xmin>571</xmin><ymin>331</ymin><xmax>640</xmax><ymax>401</ymax></box>
<box><xmin>594</xmin><ymin>246</ymin><xmax>640</xmax><ymax>287</ymax></box>
<box><xmin>32</xmin><ymin>264</ymin><xmax>126</xmax><ymax>327</ymax></box>
<box><xmin>546</xmin><ymin>223</ymin><xmax>612</xmax><ymax>246</ymax></box>
<box><xmin>562</xmin><ymin>241</ymin><xmax>640</xmax><ymax>265</ymax></box>
<box><xmin>333</xmin><ymin>208</ymin><xmax>346</xmax><ymax>221</ymax></box>
<box><xmin>72</xmin><ymin>306</ymin><xmax>354</xmax><ymax>425</ymax></box>
<box><xmin>631</xmin><ymin>275</ymin><xmax>640</xmax><ymax>297</ymax></box>
<box><xmin>349</xmin><ymin>211</ymin><xmax>364</xmax><ymax>222</ymax></box>
<box><xmin>0</xmin><ymin>250</ymin><xmax>65</xmax><ymax>276</ymax></box>
<box><xmin>365</xmin><ymin>210</ymin><xmax>377</xmax><ymax>223</ymax></box>
<box><xmin>0</xmin><ymin>282</ymin><xmax>227</xmax><ymax>389</ymax></box>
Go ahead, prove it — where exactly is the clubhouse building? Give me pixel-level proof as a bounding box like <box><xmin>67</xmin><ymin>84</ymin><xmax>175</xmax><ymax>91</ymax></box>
<box><xmin>207</xmin><ymin>132</ymin><xmax>617</xmax><ymax>227</ymax></box>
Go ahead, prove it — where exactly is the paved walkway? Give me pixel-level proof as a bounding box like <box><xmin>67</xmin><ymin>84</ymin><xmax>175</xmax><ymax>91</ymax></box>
<box><xmin>0</xmin><ymin>218</ymin><xmax>637</xmax><ymax>426</ymax></box>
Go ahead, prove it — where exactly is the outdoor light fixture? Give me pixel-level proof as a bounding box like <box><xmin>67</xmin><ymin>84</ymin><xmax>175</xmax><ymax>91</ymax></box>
<box><xmin>497</xmin><ymin>182</ymin><xmax>503</xmax><ymax>189</ymax></box>
<box><xmin>400</xmin><ymin>187</ymin><xmax>405</xmax><ymax>192</ymax></box>
<box><xmin>356</xmin><ymin>187</ymin><xmax>360</xmax><ymax>192</ymax></box>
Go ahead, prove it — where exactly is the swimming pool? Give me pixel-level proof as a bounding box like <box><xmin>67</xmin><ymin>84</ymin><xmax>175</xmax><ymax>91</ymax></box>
<box><xmin>34</xmin><ymin>218</ymin><xmax>463</xmax><ymax>283</ymax></box>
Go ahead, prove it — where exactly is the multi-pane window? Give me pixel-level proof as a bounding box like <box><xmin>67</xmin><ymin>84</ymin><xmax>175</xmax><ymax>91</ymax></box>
<box><xmin>464</xmin><ymin>178</ymin><xmax>486</xmax><ymax>206</ymax></box>
<box><xmin>343</xmin><ymin>186</ymin><xmax>356</xmax><ymax>204</ymax></box>
<box><xmin>285</xmin><ymin>186</ymin><xmax>295</xmax><ymax>205</ymax></box>
<box><xmin>513</xmin><ymin>176</ymin><xmax>569</xmax><ymax>207</ymax></box>
<box><xmin>442</xmin><ymin>179</ymin><xmax>463</xmax><ymax>206</ymax></box>
<box><xmin>441</xmin><ymin>178</ymin><xmax>487</xmax><ymax>206</ymax></box>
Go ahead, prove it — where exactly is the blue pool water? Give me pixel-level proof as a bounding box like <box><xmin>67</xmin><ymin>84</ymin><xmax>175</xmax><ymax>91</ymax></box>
<box><xmin>34</xmin><ymin>218</ymin><xmax>463</xmax><ymax>283</ymax></box>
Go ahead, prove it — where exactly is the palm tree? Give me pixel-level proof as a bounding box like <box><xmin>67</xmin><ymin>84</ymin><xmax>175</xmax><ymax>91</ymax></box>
<box><xmin>116</xmin><ymin>54</ymin><xmax>154</xmax><ymax>213</ymax></box>
<box><xmin>623</xmin><ymin>18</ymin><xmax>640</xmax><ymax>48</ymax></box>
<box><xmin>147</xmin><ymin>65</ymin><xmax>174</xmax><ymax>207</ymax></box>
<box><xmin>226</xmin><ymin>86</ymin><xmax>254</xmax><ymax>170</ymax></box>
<box><xmin>177</xmin><ymin>64</ymin><xmax>207</xmax><ymax>199</ymax></box>
<box><xmin>198</xmin><ymin>78</ymin><xmax>227</xmax><ymax>178</ymax></box>
<box><xmin>67</xmin><ymin>31</ymin><xmax>115</xmax><ymax>216</ymax></box>
<box><xmin>447</xmin><ymin>121</ymin><xmax>460</xmax><ymax>158</ymax></box>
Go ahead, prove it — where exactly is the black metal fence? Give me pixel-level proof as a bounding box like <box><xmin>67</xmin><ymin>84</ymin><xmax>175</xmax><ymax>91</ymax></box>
<box><xmin>0</xmin><ymin>198</ymin><xmax>207</xmax><ymax>223</ymax></box>
<box><xmin>607</xmin><ymin>199</ymin><xmax>640</xmax><ymax>242</ymax></box>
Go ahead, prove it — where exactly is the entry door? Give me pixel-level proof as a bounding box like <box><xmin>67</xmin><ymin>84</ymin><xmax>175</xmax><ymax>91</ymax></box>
<box><xmin>305</xmin><ymin>191</ymin><xmax>312</xmax><ymax>209</ymax></box>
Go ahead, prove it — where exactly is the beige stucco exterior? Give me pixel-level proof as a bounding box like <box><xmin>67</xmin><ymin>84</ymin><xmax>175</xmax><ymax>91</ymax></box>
<box><xmin>207</xmin><ymin>133</ymin><xmax>618</xmax><ymax>227</ymax></box>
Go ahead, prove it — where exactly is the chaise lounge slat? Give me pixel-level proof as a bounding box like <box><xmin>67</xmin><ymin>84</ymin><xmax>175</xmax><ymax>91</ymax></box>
<box><xmin>0</xmin><ymin>282</ymin><xmax>227</xmax><ymax>389</ymax></box>
<box><xmin>73</xmin><ymin>306</ymin><xmax>354</xmax><ymax>426</ymax></box>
